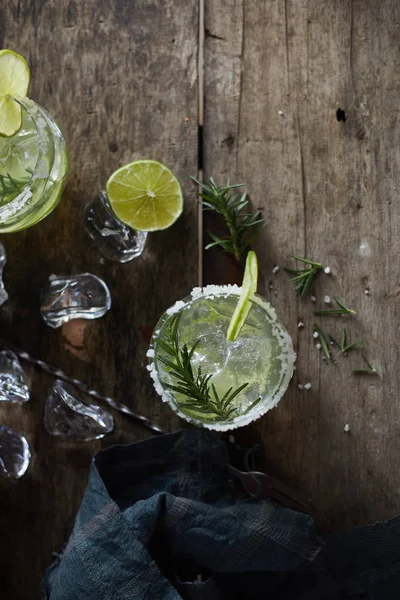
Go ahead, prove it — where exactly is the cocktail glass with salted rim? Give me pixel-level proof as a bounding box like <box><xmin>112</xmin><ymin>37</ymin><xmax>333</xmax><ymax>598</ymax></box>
<box><xmin>147</xmin><ymin>253</ymin><xmax>295</xmax><ymax>431</ymax></box>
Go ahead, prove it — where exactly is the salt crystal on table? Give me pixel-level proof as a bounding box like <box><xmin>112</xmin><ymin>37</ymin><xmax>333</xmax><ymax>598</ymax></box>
<box><xmin>272</xmin><ymin>266</ymin><xmax>280</xmax><ymax>274</ymax></box>
<box><xmin>304</xmin><ymin>383</ymin><xmax>312</xmax><ymax>390</ymax></box>
<box><xmin>298</xmin><ymin>321</ymin><xmax>304</xmax><ymax>328</ymax></box>
<box><xmin>324</xmin><ymin>295</ymin><xmax>331</xmax><ymax>304</ymax></box>
<box><xmin>344</xmin><ymin>423</ymin><xmax>350</xmax><ymax>432</ymax></box>
<box><xmin>324</xmin><ymin>267</ymin><xmax>331</xmax><ymax>275</ymax></box>
<box><xmin>316</xmin><ymin>343</ymin><xmax>322</xmax><ymax>350</ymax></box>
<box><xmin>313</xmin><ymin>331</ymin><xmax>319</xmax><ymax>338</ymax></box>
<box><xmin>311</xmin><ymin>296</ymin><xmax>316</xmax><ymax>302</ymax></box>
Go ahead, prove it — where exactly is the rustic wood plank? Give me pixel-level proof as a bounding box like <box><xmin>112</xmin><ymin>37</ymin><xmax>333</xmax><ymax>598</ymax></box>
<box><xmin>0</xmin><ymin>1</ymin><xmax>198</xmax><ymax>597</ymax></box>
<box><xmin>204</xmin><ymin>0</ymin><xmax>400</xmax><ymax>532</ymax></box>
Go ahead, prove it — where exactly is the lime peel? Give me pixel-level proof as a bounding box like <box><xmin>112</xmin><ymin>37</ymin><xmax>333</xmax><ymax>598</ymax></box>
<box><xmin>227</xmin><ymin>251</ymin><xmax>258</xmax><ymax>341</ymax></box>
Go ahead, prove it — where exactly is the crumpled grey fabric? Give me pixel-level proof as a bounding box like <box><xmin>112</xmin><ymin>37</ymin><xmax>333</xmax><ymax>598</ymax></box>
<box><xmin>42</xmin><ymin>429</ymin><xmax>400</xmax><ymax>599</ymax></box>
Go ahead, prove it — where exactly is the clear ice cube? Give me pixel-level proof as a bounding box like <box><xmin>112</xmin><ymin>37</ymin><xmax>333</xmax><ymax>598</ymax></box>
<box><xmin>0</xmin><ymin>350</ymin><xmax>30</xmax><ymax>403</ymax></box>
<box><xmin>40</xmin><ymin>273</ymin><xmax>111</xmax><ymax>328</ymax></box>
<box><xmin>85</xmin><ymin>192</ymin><xmax>147</xmax><ymax>262</ymax></box>
<box><xmin>0</xmin><ymin>241</ymin><xmax>8</xmax><ymax>306</ymax></box>
<box><xmin>0</xmin><ymin>424</ymin><xmax>31</xmax><ymax>479</ymax></box>
<box><xmin>44</xmin><ymin>380</ymin><xmax>114</xmax><ymax>441</ymax></box>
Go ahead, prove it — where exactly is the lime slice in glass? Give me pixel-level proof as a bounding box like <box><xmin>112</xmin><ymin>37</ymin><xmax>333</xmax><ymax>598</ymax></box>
<box><xmin>227</xmin><ymin>250</ymin><xmax>258</xmax><ymax>341</ymax></box>
<box><xmin>0</xmin><ymin>50</ymin><xmax>30</xmax><ymax>137</ymax></box>
<box><xmin>106</xmin><ymin>159</ymin><xmax>183</xmax><ymax>231</ymax></box>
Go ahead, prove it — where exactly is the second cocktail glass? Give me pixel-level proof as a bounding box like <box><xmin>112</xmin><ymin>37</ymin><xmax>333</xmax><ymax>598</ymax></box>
<box><xmin>148</xmin><ymin>284</ymin><xmax>295</xmax><ymax>431</ymax></box>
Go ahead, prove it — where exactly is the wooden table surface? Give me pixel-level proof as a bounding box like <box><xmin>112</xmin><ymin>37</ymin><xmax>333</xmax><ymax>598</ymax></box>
<box><xmin>1</xmin><ymin>1</ymin><xmax>400</xmax><ymax>597</ymax></box>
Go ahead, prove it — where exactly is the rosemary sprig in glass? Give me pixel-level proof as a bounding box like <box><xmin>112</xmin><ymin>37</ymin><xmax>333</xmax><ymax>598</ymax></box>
<box><xmin>191</xmin><ymin>177</ymin><xmax>265</xmax><ymax>261</ymax></box>
<box><xmin>157</xmin><ymin>313</ymin><xmax>260</xmax><ymax>422</ymax></box>
<box><xmin>353</xmin><ymin>355</ymin><xmax>377</xmax><ymax>375</ymax></box>
<box><xmin>328</xmin><ymin>329</ymin><xmax>363</xmax><ymax>354</ymax></box>
<box><xmin>313</xmin><ymin>297</ymin><xmax>356</xmax><ymax>316</ymax></box>
<box><xmin>0</xmin><ymin>171</ymin><xmax>31</xmax><ymax>205</ymax></box>
<box><xmin>284</xmin><ymin>256</ymin><xmax>323</xmax><ymax>296</ymax></box>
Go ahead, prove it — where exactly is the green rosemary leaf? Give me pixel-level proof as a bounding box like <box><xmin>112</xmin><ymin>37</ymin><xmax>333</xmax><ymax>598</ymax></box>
<box><xmin>157</xmin><ymin>339</ymin><xmax>177</xmax><ymax>357</ymax></box>
<box><xmin>313</xmin><ymin>298</ymin><xmax>356</xmax><ymax>317</ymax></box>
<box><xmin>353</xmin><ymin>355</ymin><xmax>377</xmax><ymax>375</ymax></box>
<box><xmin>210</xmin><ymin>384</ymin><xmax>221</xmax><ymax>407</ymax></box>
<box><xmin>300</xmin><ymin>271</ymin><xmax>316</xmax><ymax>297</ymax></box>
<box><xmin>314</xmin><ymin>325</ymin><xmax>331</xmax><ymax>360</ymax></box>
<box><xmin>328</xmin><ymin>329</ymin><xmax>364</xmax><ymax>354</ymax></box>
<box><xmin>0</xmin><ymin>171</ymin><xmax>31</xmax><ymax>205</ymax></box>
<box><xmin>292</xmin><ymin>255</ymin><xmax>322</xmax><ymax>268</ymax></box>
<box><xmin>285</xmin><ymin>256</ymin><xmax>323</xmax><ymax>296</ymax></box>
<box><xmin>187</xmin><ymin>340</ymin><xmax>200</xmax><ymax>362</ymax></box>
<box><xmin>219</xmin><ymin>386</ymin><xmax>233</xmax><ymax>405</ymax></box>
<box><xmin>221</xmin><ymin>382</ymin><xmax>249</xmax><ymax>411</ymax></box>
<box><xmin>205</xmin><ymin>231</ymin><xmax>235</xmax><ymax>254</ymax></box>
<box><xmin>243</xmin><ymin>396</ymin><xmax>262</xmax><ymax>415</ymax></box>
<box><xmin>157</xmin><ymin>358</ymin><xmax>182</xmax><ymax>375</ymax></box>
<box><xmin>164</xmin><ymin>383</ymin><xmax>194</xmax><ymax>396</ymax></box>
<box><xmin>333</xmin><ymin>297</ymin><xmax>356</xmax><ymax>315</ymax></box>
<box><xmin>343</xmin><ymin>340</ymin><xmax>364</xmax><ymax>353</ymax></box>
<box><xmin>289</xmin><ymin>273</ymin><xmax>310</xmax><ymax>283</ymax></box>
<box><xmin>205</xmin><ymin>239</ymin><xmax>225</xmax><ymax>250</ymax></box>
<box><xmin>223</xmin><ymin>407</ymin><xmax>239</xmax><ymax>419</ymax></box>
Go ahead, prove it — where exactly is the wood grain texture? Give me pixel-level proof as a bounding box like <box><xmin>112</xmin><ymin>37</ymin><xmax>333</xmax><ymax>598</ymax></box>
<box><xmin>0</xmin><ymin>1</ymin><xmax>198</xmax><ymax>597</ymax></box>
<box><xmin>204</xmin><ymin>0</ymin><xmax>400</xmax><ymax>532</ymax></box>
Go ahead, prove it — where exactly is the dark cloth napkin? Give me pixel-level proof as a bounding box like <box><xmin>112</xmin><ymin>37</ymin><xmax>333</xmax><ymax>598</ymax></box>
<box><xmin>42</xmin><ymin>429</ymin><xmax>400</xmax><ymax>599</ymax></box>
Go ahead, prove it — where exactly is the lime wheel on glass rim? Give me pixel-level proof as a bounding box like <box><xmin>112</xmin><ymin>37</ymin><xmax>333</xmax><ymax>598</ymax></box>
<box><xmin>0</xmin><ymin>49</ymin><xmax>30</xmax><ymax>137</ymax></box>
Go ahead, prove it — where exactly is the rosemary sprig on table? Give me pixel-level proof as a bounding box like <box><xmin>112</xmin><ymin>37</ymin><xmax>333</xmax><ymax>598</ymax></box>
<box><xmin>157</xmin><ymin>313</ymin><xmax>259</xmax><ymax>421</ymax></box>
<box><xmin>328</xmin><ymin>329</ymin><xmax>363</xmax><ymax>354</ymax></box>
<box><xmin>353</xmin><ymin>355</ymin><xmax>377</xmax><ymax>375</ymax></box>
<box><xmin>284</xmin><ymin>256</ymin><xmax>323</xmax><ymax>296</ymax></box>
<box><xmin>191</xmin><ymin>177</ymin><xmax>265</xmax><ymax>261</ymax></box>
<box><xmin>313</xmin><ymin>297</ymin><xmax>356</xmax><ymax>316</ymax></box>
<box><xmin>0</xmin><ymin>171</ymin><xmax>31</xmax><ymax>205</ymax></box>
